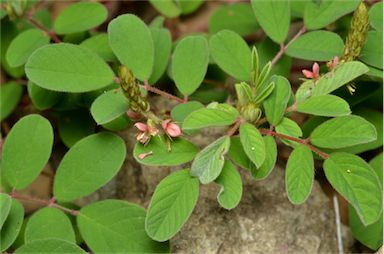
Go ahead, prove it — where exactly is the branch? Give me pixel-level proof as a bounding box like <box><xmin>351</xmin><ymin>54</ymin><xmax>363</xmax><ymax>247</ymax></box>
<box><xmin>259</xmin><ymin>128</ymin><xmax>329</xmax><ymax>159</ymax></box>
<box><xmin>26</xmin><ymin>9</ymin><xmax>61</xmax><ymax>43</ymax></box>
<box><xmin>9</xmin><ymin>193</ymin><xmax>79</xmax><ymax>216</ymax></box>
<box><xmin>227</xmin><ymin>118</ymin><xmax>242</xmax><ymax>136</ymax></box>
<box><xmin>143</xmin><ymin>80</ymin><xmax>184</xmax><ymax>103</ymax></box>
<box><xmin>271</xmin><ymin>26</ymin><xmax>306</xmax><ymax>65</ymax></box>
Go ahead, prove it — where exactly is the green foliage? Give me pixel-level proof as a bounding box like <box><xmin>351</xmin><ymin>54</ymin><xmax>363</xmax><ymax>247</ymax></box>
<box><xmin>239</xmin><ymin>123</ymin><xmax>265</xmax><ymax>168</ymax></box>
<box><xmin>228</xmin><ymin>136</ymin><xmax>257</xmax><ymax>172</ymax></box>
<box><xmin>172</xmin><ymin>35</ymin><xmax>209</xmax><ymax>95</ymax></box>
<box><xmin>368</xmin><ymin>2</ymin><xmax>383</xmax><ymax>31</ymax></box>
<box><xmin>78</xmin><ymin>200</ymin><xmax>169</xmax><ymax>252</ymax></box>
<box><xmin>134</xmin><ymin>135</ymin><xmax>198</xmax><ymax>166</ymax></box>
<box><xmin>171</xmin><ymin>101</ymin><xmax>204</xmax><ymax>123</ymax></box>
<box><xmin>324</xmin><ymin>153</ymin><xmax>382</xmax><ymax>225</ymax></box>
<box><xmin>251</xmin><ymin>0</ymin><xmax>290</xmax><ymax>43</ymax></box>
<box><xmin>15</xmin><ymin>239</ymin><xmax>86</xmax><ymax>253</ymax></box>
<box><xmin>209</xmin><ymin>3</ymin><xmax>258</xmax><ymax>36</ymax></box>
<box><xmin>209</xmin><ymin>30</ymin><xmax>251</xmax><ymax>81</ymax></box>
<box><xmin>27</xmin><ymin>81</ymin><xmax>61</xmax><ymax>110</ymax></box>
<box><xmin>2</xmin><ymin>114</ymin><xmax>53</xmax><ymax>190</ymax></box>
<box><xmin>149</xmin><ymin>0</ymin><xmax>181</xmax><ymax>18</ymax></box>
<box><xmin>54</xmin><ymin>2</ymin><xmax>107</xmax><ymax>34</ymax></box>
<box><xmin>0</xmin><ymin>194</ymin><xmax>11</xmax><ymax>229</ymax></box>
<box><xmin>285</xmin><ymin>145</ymin><xmax>314</xmax><ymax>204</ymax></box>
<box><xmin>275</xmin><ymin>117</ymin><xmax>302</xmax><ymax>147</ymax></box>
<box><xmin>310</xmin><ymin>115</ymin><xmax>377</xmax><ymax>149</ymax></box>
<box><xmin>297</xmin><ymin>95</ymin><xmax>351</xmax><ymax>117</ymax></box>
<box><xmin>0</xmin><ymin>199</ymin><xmax>24</xmax><ymax>251</ymax></box>
<box><xmin>190</xmin><ymin>136</ymin><xmax>230</xmax><ymax>184</ymax></box>
<box><xmin>251</xmin><ymin>136</ymin><xmax>277</xmax><ymax>180</ymax></box>
<box><xmin>108</xmin><ymin>14</ymin><xmax>154</xmax><ymax>81</ymax></box>
<box><xmin>146</xmin><ymin>170</ymin><xmax>199</xmax><ymax>241</ymax></box>
<box><xmin>0</xmin><ymin>82</ymin><xmax>23</xmax><ymax>121</ymax></box>
<box><xmin>6</xmin><ymin>29</ymin><xmax>50</xmax><ymax>67</ymax></box>
<box><xmin>80</xmin><ymin>33</ymin><xmax>116</xmax><ymax>62</ymax></box>
<box><xmin>215</xmin><ymin>160</ymin><xmax>242</xmax><ymax>210</ymax></box>
<box><xmin>285</xmin><ymin>31</ymin><xmax>344</xmax><ymax>61</ymax></box>
<box><xmin>360</xmin><ymin>31</ymin><xmax>383</xmax><ymax>69</ymax></box>
<box><xmin>53</xmin><ymin>133</ymin><xmax>126</xmax><ymax>201</ymax></box>
<box><xmin>24</xmin><ymin>207</ymin><xmax>75</xmax><ymax>243</ymax></box>
<box><xmin>26</xmin><ymin>43</ymin><xmax>114</xmax><ymax>92</ymax></box>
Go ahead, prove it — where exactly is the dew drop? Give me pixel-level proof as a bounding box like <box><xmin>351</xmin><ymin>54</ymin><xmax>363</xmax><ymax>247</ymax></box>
<box><xmin>346</xmin><ymin>169</ymin><xmax>351</xmax><ymax>173</ymax></box>
<box><xmin>251</xmin><ymin>147</ymin><xmax>255</xmax><ymax>151</ymax></box>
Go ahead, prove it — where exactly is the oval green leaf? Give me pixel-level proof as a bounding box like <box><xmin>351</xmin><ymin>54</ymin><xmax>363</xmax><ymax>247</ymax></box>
<box><xmin>53</xmin><ymin>132</ymin><xmax>126</xmax><ymax>201</ymax></box>
<box><xmin>285</xmin><ymin>145</ymin><xmax>314</xmax><ymax>204</ymax></box>
<box><xmin>310</xmin><ymin>115</ymin><xmax>377</xmax><ymax>149</ymax></box>
<box><xmin>239</xmin><ymin>123</ymin><xmax>265</xmax><ymax>168</ymax></box>
<box><xmin>78</xmin><ymin>199</ymin><xmax>169</xmax><ymax>253</ymax></box>
<box><xmin>324</xmin><ymin>152</ymin><xmax>382</xmax><ymax>225</ymax></box>
<box><xmin>80</xmin><ymin>33</ymin><xmax>116</xmax><ymax>62</ymax></box>
<box><xmin>209</xmin><ymin>29</ymin><xmax>251</xmax><ymax>81</ymax></box>
<box><xmin>26</xmin><ymin>43</ymin><xmax>114</xmax><ymax>92</ymax></box>
<box><xmin>149</xmin><ymin>0</ymin><xmax>181</xmax><ymax>18</ymax></box>
<box><xmin>108</xmin><ymin>14</ymin><xmax>154</xmax><ymax>81</ymax></box>
<box><xmin>2</xmin><ymin>114</ymin><xmax>53</xmax><ymax>190</ymax></box>
<box><xmin>228</xmin><ymin>136</ymin><xmax>257</xmax><ymax>172</ymax></box>
<box><xmin>251</xmin><ymin>0</ymin><xmax>290</xmax><ymax>43</ymax></box>
<box><xmin>215</xmin><ymin>160</ymin><xmax>242</xmax><ymax>210</ymax></box>
<box><xmin>0</xmin><ymin>194</ymin><xmax>11</xmax><ymax>229</ymax></box>
<box><xmin>369</xmin><ymin>2</ymin><xmax>383</xmax><ymax>31</ymax></box>
<box><xmin>275</xmin><ymin>117</ymin><xmax>303</xmax><ymax>147</ymax></box>
<box><xmin>27</xmin><ymin>81</ymin><xmax>62</xmax><ymax>110</ymax></box>
<box><xmin>15</xmin><ymin>239</ymin><xmax>86</xmax><ymax>253</ymax></box>
<box><xmin>25</xmin><ymin>207</ymin><xmax>75</xmax><ymax>243</ymax></box>
<box><xmin>171</xmin><ymin>101</ymin><xmax>204</xmax><ymax>123</ymax></box>
<box><xmin>6</xmin><ymin>29</ymin><xmax>50</xmax><ymax>67</ymax></box>
<box><xmin>54</xmin><ymin>2</ymin><xmax>107</xmax><ymax>34</ymax></box>
<box><xmin>146</xmin><ymin>170</ymin><xmax>199</xmax><ymax>241</ymax></box>
<box><xmin>0</xmin><ymin>82</ymin><xmax>23</xmax><ymax>121</ymax></box>
<box><xmin>190</xmin><ymin>136</ymin><xmax>230</xmax><ymax>184</ymax></box>
<box><xmin>0</xmin><ymin>199</ymin><xmax>24</xmax><ymax>252</ymax></box>
<box><xmin>297</xmin><ymin>95</ymin><xmax>351</xmax><ymax>117</ymax></box>
<box><xmin>285</xmin><ymin>31</ymin><xmax>344</xmax><ymax>61</ymax></box>
<box><xmin>360</xmin><ymin>31</ymin><xmax>383</xmax><ymax>69</ymax></box>
<box><xmin>251</xmin><ymin>136</ymin><xmax>277</xmax><ymax>180</ymax></box>
<box><xmin>172</xmin><ymin>35</ymin><xmax>209</xmax><ymax>95</ymax></box>
<box><xmin>134</xmin><ymin>135</ymin><xmax>198</xmax><ymax>166</ymax></box>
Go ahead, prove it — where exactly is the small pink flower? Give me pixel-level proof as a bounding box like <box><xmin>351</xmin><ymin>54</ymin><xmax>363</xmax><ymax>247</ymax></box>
<box><xmin>162</xmin><ymin>119</ymin><xmax>181</xmax><ymax>137</ymax></box>
<box><xmin>327</xmin><ymin>56</ymin><xmax>339</xmax><ymax>70</ymax></box>
<box><xmin>302</xmin><ymin>62</ymin><xmax>320</xmax><ymax>79</ymax></box>
<box><xmin>134</xmin><ymin>122</ymin><xmax>148</xmax><ymax>132</ymax></box>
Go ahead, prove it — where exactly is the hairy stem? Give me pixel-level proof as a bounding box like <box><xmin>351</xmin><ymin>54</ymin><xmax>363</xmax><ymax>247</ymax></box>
<box><xmin>143</xmin><ymin>80</ymin><xmax>184</xmax><ymax>103</ymax></box>
<box><xmin>26</xmin><ymin>14</ymin><xmax>61</xmax><ymax>43</ymax></box>
<box><xmin>259</xmin><ymin>128</ymin><xmax>329</xmax><ymax>159</ymax></box>
<box><xmin>227</xmin><ymin>118</ymin><xmax>242</xmax><ymax>136</ymax></box>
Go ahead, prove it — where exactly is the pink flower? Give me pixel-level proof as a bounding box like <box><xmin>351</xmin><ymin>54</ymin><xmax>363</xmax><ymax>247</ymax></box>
<box><xmin>302</xmin><ymin>62</ymin><xmax>320</xmax><ymax>79</ymax></box>
<box><xmin>327</xmin><ymin>56</ymin><xmax>339</xmax><ymax>70</ymax></box>
<box><xmin>134</xmin><ymin>122</ymin><xmax>148</xmax><ymax>132</ymax></box>
<box><xmin>134</xmin><ymin>123</ymin><xmax>150</xmax><ymax>144</ymax></box>
<box><xmin>162</xmin><ymin>119</ymin><xmax>181</xmax><ymax>137</ymax></box>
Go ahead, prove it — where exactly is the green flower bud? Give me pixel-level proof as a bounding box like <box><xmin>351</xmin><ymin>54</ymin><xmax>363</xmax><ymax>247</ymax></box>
<box><xmin>241</xmin><ymin>103</ymin><xmax>261</xmax><ymax>123</ymax></box>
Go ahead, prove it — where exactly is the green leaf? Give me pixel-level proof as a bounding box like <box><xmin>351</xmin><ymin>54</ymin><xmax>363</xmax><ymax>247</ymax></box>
<box><xmin>90</xmin><ymin>90</ymin><xmax>129</xmax><ymax>125</ymax></box>
<box><xmin>146</xmin><ymin>169</ymin><xmax>199</xmax><ymax>241</ymax></box>
<box><xmin>171</xmin><ymin>101</ymin><xmax>204</xmax><ymax>123</ymax></box>
<box><xmin>78</xmin><ymin>200</ymin><xmax>169</xmax><ymax>253</ymax></box>
<box><xmin>2</xmin><ymin>114</ymin><xmax>53</xmax><ymax>190</ymax></box>
<box><xmin>285</xmin><ymin>31</ymin><xmax>344</xmax><ymax>61</ymax></box>
<box><xmin>275</xmin><ymin>117</ymin><xmax>302</xmax><ymax>147</ymax></box>
<box><xmin>239</xmin><ymin>123</ymin><xmax>265</xmax><ymax>168</ymax></box>
<box><xmin>15</xmin><ymin>239</ymin><xmax>86</xmax><ymax>253</ymax></box>
<box><xmin>312</xmin><ymin>61</ymin><xmax>369</xmax><ymax>96</ymax></box>
<box><xmin>324</xmin><ymin>152</ymin><xmax>382</xmax><ymax>225</ymax></box>
<box><xmin>349</xmin><ymin>153</ymin><xmax>383</xmax><ymax>250</ymax></box>
<box><xmin>369</xmin><ymin>2</ymin><xmax>383</xmax><ymax>31</ymax></box>
<box><xmin>0</xmin><ymin>194</ymin><xmax>11</xmax><ymax>230</ymax></box>
<box><xmin>228</xmin><ymin>136</ymin><xmax>257</xmax><ymax>172</ymax></box>
<box><xmin>178</xmin><ymin>0</ymin><xmax>204</xmax><ymax>14</ymax></box>
<box><xmin>53</xmin><ymin>132</ymin><xmax>126</xmax><ymax>201</ymax></box>
<box><xmin>209</xmin><ymin>3</ymin><xmax>259</xmax><ymax>36</ymax></box>
<box><xmin>285</xmin><ymin>145</ymin><xmax>314</xmax><ymax>204</ymax></box>
<box><xmin>54</xmin><ymin>2</ymin><xmax>107</xmax><ymax>34</ymax></box>
<box><xmin>58</xmin><ymin>110</ymin><xmax>95</xmax><ymax>148</ymax></box>
<box><xmin>251</xmin><ymin>0</ymin><xmax>290</xmax><ymax>43</ymax></box>
<box><xmin>214</xmin><ymin>160</ymin><xmax>242</xmax><ymax>210</ymax></box>
<box><xmin>0</xmin><ymin>82</ymin><xmax>23</xmax><ymax>121</ymax></box>
<box><xmin>190</xmin><ymin>136</ymin><xmax>230</xmax><ymax>184</ymax></box>
<box><xmin>263</xmin><ymin>75</ymin><xmax>291</xmax><ymax>125</ymax></box>
<box><xmin>310</xmin><ymin>115</ymin><xmax>377</xmax><ymax>149</ymax></box>
<box><xmin>80</xmin><ymin>33</ymin><xmax>116</xmax><ymax>62</ymax></box>
<box><xmin>148</xmin><ymin>28</ymin><xmax>172</xmax><ymax>85</ymax></box>
<box><xmin>304</xmin><ymin>0</ymin><xmax>359</xmax><ymax>30</ymax></box>
<box><xmin>134</xmin><ymin>135</ymin><xmax>198</xmax><ymax>166</ymax></box>
<box><xmin>172</xmin><ymin>35</ymin><xmax>209</xmax><ymax>95</ymax></box>
<box><xmin>25</xmin><ymin>207</ymin><xmax>75</xmax><ymax>243</ymax></box>
<box><xmin>360</xmin><ymin>31</ymin><xmax>383</xmax><ymax>69</ymax></box>
<box><xmin>6</xmin><ymin>29</ymin><xmax>49</xmax><ymax>67</ymax></box>
<box><xmin>251</xmin><ymin>136</ymin><xmax>277</xmax><ymax>180</ymax></box>
<box><xmin>297</xmin><ymin>95</ymin><xmax>351</xmax><ymax>117</ymax></box>
<box><xmin>26</xmin><ymin>43</ymin><xmax>114</xmax><ymax>92</ymax></box>
<box><xmin>108</xmin><ymin>14</ymin><xmax>154</xmax><ymax>81</ymax></box>
<box><xmin>149</xmin><ymin>0</ymin><xmax>181</xmax><ymax>18</ymax></box>
<box><xmin>27</xmin><ymin>81</ymin><xmax>61</xmax><ymax>110</ymax></box>
<box><xmin>102</xmin><ymin>114</ymin><xmax>132</xmax><ymax>132</ymax></box>
<box><xmin>209</xmin><ymin>30</ymin><xmax>251</xmax><ymax>81</ymax></box>
<box><xmin>0</xmin><ymin>199</ymin><xmax>24</xmax><ymax>252</ymax></box>
<box><xmin>183</xmin><ymin>104</ymin><xmax>238</xmax><ymax>130</ymax></box>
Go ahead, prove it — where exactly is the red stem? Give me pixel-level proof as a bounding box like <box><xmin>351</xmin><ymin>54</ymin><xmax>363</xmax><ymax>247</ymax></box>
<box><xmin>259</xmin><ymin>128</ymin><xmax>329</xmax><ymax>159</ymax></box>
<box><xmin>143</xmin><ymin>80</ymin><xmax>184</xmax><ymax>103</ymax></box>
<box><xmin>26</xmin><ymin>13</ymin><xmax>61</xmax><ymax>43</ymax></box>
<box><xmin>227</xmin><ymin>118</ymin><xmax>242</xmax><ymax>136</ymax></box>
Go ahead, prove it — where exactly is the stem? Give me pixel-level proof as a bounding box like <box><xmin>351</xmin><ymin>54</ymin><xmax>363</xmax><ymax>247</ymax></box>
<box><xmin>143</xmin><ymin>80</ymin><xmax>184</xmax><ymax>103</ymax></box>
<box><xmin>227</xmin><ymin>118</ymin><xmax>242</xmax><ymax>136</ymax></box>
<box><xmin>26</xmin><ymin>13</ymin><xmax>61</xmax><ymax>43</ymax></box>
<box><xmin>8</xmin><ymin>193</ymin><xmax>79</xmax><ymax>216</ymax></box>
<box><xmin>271</xmin><ymin>26</ymin><xmax>306</xmax><ymax>65</ymax></box>
<box><xmin>259</xmin><ymin>128</ymin><xmax>329</xmax><ymax>159</ymax></box>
